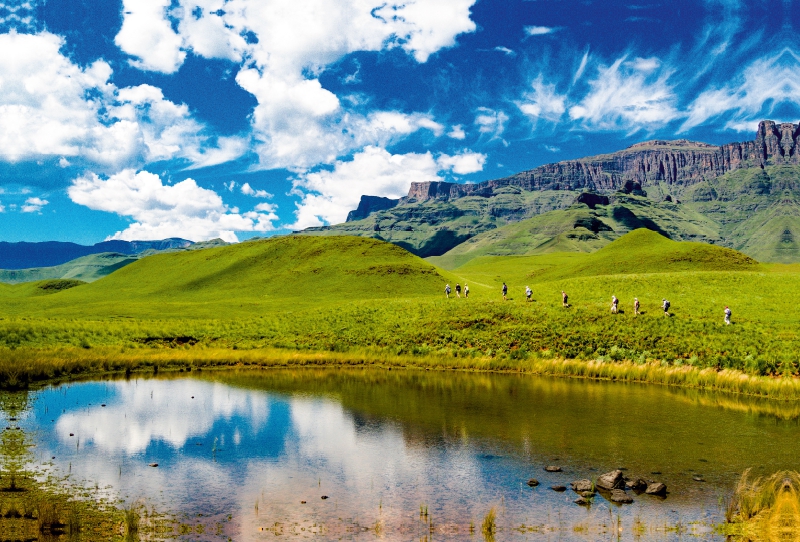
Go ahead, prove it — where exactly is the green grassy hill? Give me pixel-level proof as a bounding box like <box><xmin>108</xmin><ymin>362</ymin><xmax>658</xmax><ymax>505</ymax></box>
<box><xmin>0</xmin><ymin>235</ymin><xmax>466</xmax><ymax>318</ymax></box>
<box><xmin>0</xmin><ymin>252</ymin><xmax>137</xmax><ymax>284</ymax></box>
<box><xmin>428</xmin><ymin>196</ymin><xmax>720</xmax><ymax>269</ymax></box>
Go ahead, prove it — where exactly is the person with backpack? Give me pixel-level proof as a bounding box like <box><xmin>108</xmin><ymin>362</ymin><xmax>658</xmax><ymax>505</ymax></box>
<box><xmin>502</xmin><ymin>282</ymin><xmax>508</xmax><ymax>301</ymax></box>
<box><xmin>611</xmin><ymin>295</ymin><xmax>619</xmax><ymax>314</ymax></box>
<box><xmin>634</xmin><ymin>297</ymin><xmax>640</xmax><ymax>315</ymax></box>
<box><xmin>562</xmin><ymin>290</ymin><xmax>569</xmax><ymax>308</ymax></box>
<box><xmin>662</xmin><ymin>298</ymin><xmax>670</xmax><ymax>317</ymax></box>
<box><xmin>525</xmin><ymin>286</ymin><xmax>532</xmax><ymax>302</ymax></box>
<box><xmin>455</xmin><ymin>283</ymin><xmax>462</xmax><ymax>298</ymax></box>
<box><xmin>464</xmin><ymin>284</ymin><xmax>469</xmax><ymax>298</ymax></box>
<box><xmin>445</xmin><ymin>284</ymin><xmax>451</xmax><ymax>299</ymax></box>
<box><xmin>724</xmin><ymin>306</ymin><xmax>732</xmax><ymax>325</ymax></box>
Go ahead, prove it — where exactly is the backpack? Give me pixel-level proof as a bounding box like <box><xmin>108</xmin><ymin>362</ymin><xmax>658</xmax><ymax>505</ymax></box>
<box><xmin>664</xmin><ymin>300</ymin><xmax>670</xmax><ymax>310</ymax></box>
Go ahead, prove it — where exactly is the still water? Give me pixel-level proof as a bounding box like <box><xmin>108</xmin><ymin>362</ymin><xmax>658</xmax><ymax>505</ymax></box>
<box><xmin>5</xmin><ymin>368</ymin><xmax>800</xmax><ymax>540</ymax></box>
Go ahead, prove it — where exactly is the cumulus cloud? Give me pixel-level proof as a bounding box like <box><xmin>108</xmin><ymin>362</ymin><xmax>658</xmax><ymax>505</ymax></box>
<box><xmin>290</xmin><ymin>146</ymin><xmax>486</xmax><ymax>229</ymax></box>
<box><xmin>0</xmin><ymin>201</ymin><xmax>5</xmax><ymax>213</ymax></box>
<box><xmin>21</xmin><ymin>197</ymin><xmax>48</xmax><ymax>213</ymax></box>
<box><xmin>0</xmin><ymin>32</ymin><xmax>246</xmax><ymax>169</ymax></box>
<box><xmin>68</xmin><ymin>170</ymin><xmax>279</xmax><ymax>242</ymax></box>
<box><xmin>240</xmin><ymin>183</ymin><xmax>272</xmax><ymax>198</ymax></box>
<box><xmin>447</xmin><ymin>125</ymin><xmax>466</xmax><ymax>139</ymax></box>
<box><xmin>568</xmin><ymin>56</ymin><xmax>679</xmax><ymax>130</ymax></box>
<box><xmin>114</xmin><ymin>0</ymin><xmax>476</xmax><ymax>169</ymax></box>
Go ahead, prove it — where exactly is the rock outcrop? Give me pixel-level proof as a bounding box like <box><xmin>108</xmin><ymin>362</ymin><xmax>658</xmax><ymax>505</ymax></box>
<box><xmin>395</xmin><ymin>121</ymin><xmax>800</xmax><ymax>204</ymax></box>
<box><xmin>346</xmin><ymin>196</ymin><xmax>400</xmax><ymax>222</ymax></box>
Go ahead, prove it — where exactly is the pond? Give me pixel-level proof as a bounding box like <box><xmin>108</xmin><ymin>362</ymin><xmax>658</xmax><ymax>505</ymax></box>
<box><xmin>2</xmin><ymin>368</ymin><xmax>799</xmax><ymax>540</ymax></box>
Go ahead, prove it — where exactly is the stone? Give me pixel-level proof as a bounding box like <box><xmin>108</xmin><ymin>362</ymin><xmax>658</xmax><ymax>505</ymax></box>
<box><xmin>646</xmin><ymin>483</ymin><xmax>667</xmax><ymax>496</ymax></box>
<box><xmin>544</xmin><ymin>466</ymin><xmax>562</xmax><ymax>472</ymax></box>
<box><xmin>526</xmin><ymin>479</ymin><xmax>540</xmax><ymax>487</ymax></box>
<box><xmin>609</xmin><ymin>489</ymin><xmax>633</xmax><ymax>504</ymax></box>
<box><xmin>693</xmin><ymin>476</ymin><xmax>705</xmax><ymax>482</ymax></box>
<box><xmin>578</xmin><ymin>491</ymin><xmax>595</xmax><ymax>498</ymax></box>
<box><xmin>571</xmin><ymin>479</ymin><xmax>594</xmax><ymax>493</ymax></box>
<box><xmin>596</xmin><ymin>470</ymin><xmax>626</xmax><ymax>491</ymax></box>
<box><xmin>574</xmin><ymin>497</ymin><xmax>591</xmax><ymax>506</ymax></box>
<box><xmin>321</xmin><ymin>496</ymin><xmax>329</xmax><ymax>500</ymax></box>
<box><xmin>550</xmin><ymin>485</ymin><xmax>567</xmax><ymax>492</ymax></box>
<box><xmin>626</xmin><ymin>478</ymin><xmax>648</xmax><ymax>492</ymax></box>
<box><xmin>575</xmin><ymin>192</ymin><xmax>610</xmax><ymax>209</ymax></box>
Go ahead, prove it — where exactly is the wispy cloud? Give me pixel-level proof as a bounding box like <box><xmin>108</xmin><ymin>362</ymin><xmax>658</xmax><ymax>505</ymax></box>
<box><xmin>524</xmin><ymin>25</ymin><xmax>559</xmax><ymax>36</ymax></box>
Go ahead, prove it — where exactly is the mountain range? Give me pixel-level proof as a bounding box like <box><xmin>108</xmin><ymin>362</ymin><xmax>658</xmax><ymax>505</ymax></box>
<box><xmin>303</xmin><ymin>120</ymin><xmax>800</xmax><ymax>265</ymax></box>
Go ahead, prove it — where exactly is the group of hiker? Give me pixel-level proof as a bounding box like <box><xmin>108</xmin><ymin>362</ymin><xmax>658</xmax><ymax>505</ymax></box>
<box><xmin>445</xmin><ymin>282</ymin><xmax>734</xmax><ymax>325</ymax></box>
<box><xmin>444</xmin><ymin>283</ymin><xmax>469</xmax><ymax>299</ymax></box>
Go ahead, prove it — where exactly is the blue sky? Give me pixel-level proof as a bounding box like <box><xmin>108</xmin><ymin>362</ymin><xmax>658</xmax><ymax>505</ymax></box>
<box><xmin>0</xmin><ymin>0</ymin><xmax>798</xmax><ymax>244</ymax></box>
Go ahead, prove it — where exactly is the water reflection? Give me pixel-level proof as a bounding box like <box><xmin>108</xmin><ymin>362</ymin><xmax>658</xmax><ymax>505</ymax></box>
<box><xmin>11</xmin><ymin>369</ymin><xmax>800</xmax><ymax>540</ymax></box>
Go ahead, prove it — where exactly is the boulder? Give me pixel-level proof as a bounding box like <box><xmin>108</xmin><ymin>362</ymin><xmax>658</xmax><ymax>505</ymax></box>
<box><xmin>571</xmin><ymin>479</ymin><xmax>594</xmax><ymax>493</ymax></box>
<box><xmin>596</xmin><ymin>470</ymin><xmax>626</xmax><ymax>491</ymax></box>
<box><xmin>527</xmin><ymin>478</ymin><xmax>540</xmax><ymax>487</ymax></box>
<box><xmin>550</xmin><ymin>485</ymin><xmax>567</xmax><ymax>492</ymax></box>
<box><xmin>544</xmin><ymin>466</ymin><xmax>562</xmax><ymax>472</ymax></box>
<box><xmin>609</xmin><ymin>489</ymin><xmax>633</xmax><ymax>504</ymax></box>
<box><xmin>626</xmin><ymin>478</ymin><xmax>648</xmax><ymax>492</ymax></box>
<box><xmin>645</xmin><ymin>483</ymin><xmax>667</xmax><ymax>496</ymax></box>
<box><xmin>574</xmin><ymin>496</ymin><xmax>591</xmax><ymax>506</ymax></box>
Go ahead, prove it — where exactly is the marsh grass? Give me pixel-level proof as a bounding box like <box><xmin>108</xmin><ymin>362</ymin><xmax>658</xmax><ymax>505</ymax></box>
<box><xmin>481</xmin><ymin>507</ymin><xmax>496</xmax><ymax>541</ymax></box>
<box><xmin>724</xmin><ymin>470</ymin><xmax>800</xmax><ymax>541</ymax></box>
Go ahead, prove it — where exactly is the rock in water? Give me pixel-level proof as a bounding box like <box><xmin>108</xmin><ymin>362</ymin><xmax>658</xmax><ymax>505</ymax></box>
<box><xmin>646</xmin><ymin>483</ymin><xmax>667</xmax><ymax>496</ymax></box>
<box><xmin>550</xmin><ymin>485</ymin><xmax>567</xmax><ymax>492</ymax></box>
<box><xmin>626</xmin><ymin>478</ymin><xmax>648</xmax><ymax>491</ymax></box>
<box><xmin>574</xmin><ymin>496</ymin><xmax>591</xmax><ymax>506</ymax></box>
<box><xmin>527</xmin><ymin>478</ymin><xmax>540</xmax><ymax>487</ymax></box>
<box><xmin>596</xmin><ymin>470</ymin><xmax>626</xmax><ymax>491</ymax></box>
<box><xmin>545</xmin><ymin>466</ymin><xmax>562</xmax><ymax>472</ymax></box>
<box><xmin>609</xmin><ymin>489</ymin><xmax>633</xmax><ymax>504</ymax></box>
<box><xmin>571</xmin><ymin>479</ymin><xmax>594</xmax><ymax>493</ymax></box>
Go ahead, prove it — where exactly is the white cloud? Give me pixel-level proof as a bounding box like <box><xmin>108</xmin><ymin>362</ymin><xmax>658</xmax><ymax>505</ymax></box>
<box><xmin>21</xmin><ymin>196</ymin><xmax>48</xmax><ymax>213</ymax></box>
<box><xmin>0</xmin><ymin>201</ymin><xmax>5</xmax><ymax>213</ymax></box>
<box><xmin>0</xmin><ymin>32</ymin><xmax>246</xmax><ymax>169</ymax></box>
<box><xmin>114</xmin><ymin>0</ymin><xmax>476</xmax><ymax>170</ymax></box>
<box><xmin>524</xmin><ymin>26</ymin><xmax>558</xmax><ymax>36</ymax></box>
<box><xmin>474</xmin><ymin>107</ymin><xmax>509</xmax><ymax>139</ymax></box>
<box><xmin>517</xmin><ymin>77</ymin><xmax>567</xmax><ymax>122</ymax></box>
<box><xmin>681</xmin><ymin>49</ymin><xmax>800</xmax><ymax>132</ymax></box>
<box><xmin>493</xmin><ymin>46</ymin><xmax>514</xmax><ymax>56</ymax></box>
<box><xmin>290</xmin><ymin>146</ymin><xmax>485</xmax><ymax>229</ymax></box>
<box><xmin>240</xmin><ymin>183</ymin><xmax>272</xmax><ymax>198</ymax></box>
<box><xmin>568</xmin><ymin>56</ymin><xmax>679</xmax><ymax>130</ymax></box>
<box><xmin>447</xmin><ymin>125</ymin><xmax>466</xmax><ymax>139</ymax></box>
<box><xmin>436</xmin><ymin>151</ymin><xmax>486</xmax><ymax>175</ymax></box>
<box><xmin>68</xmin><ymin>170</ymin><xmax>279</xmax><ymax>242</ymax></box>
<box><xmin>115</xmin><ymin>0</ymin><xmax>186</xmax><ymax>73</ymax></box>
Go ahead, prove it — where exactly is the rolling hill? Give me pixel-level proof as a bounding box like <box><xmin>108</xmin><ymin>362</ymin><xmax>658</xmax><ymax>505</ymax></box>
<box><xmin>302</xmin><ymin>120</ymin><xmax>800</xmax><ymax>263</ymax></box>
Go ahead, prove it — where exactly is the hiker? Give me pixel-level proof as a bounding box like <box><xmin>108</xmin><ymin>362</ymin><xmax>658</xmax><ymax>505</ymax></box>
<box><xmin>445</xmin><ymin>284</ymin><xmax>451</xmax><ymax>299</ymax></box>
<box><xmin>724</xmin><ymin>306</ymin><xmax>732</xmax><ymax>325</ymax></box>
<box><xmin>662</xmin><ymin>298</ymin><xmax>670</xmax><ymax>317</ymax></box>
<box><xmin>464</xmin><ymin>284</ymin><xmax>469</xmax><ymax>298</ymax></box>
<box><xmin>562</xmin><ymin>290</ymin><xmax>569</xmax><ymax>308</ymax></box>
<box><xmin>611</xmin><ymin>295</ymin><xmax>619</xmax><ymax>314</ymax></box>
<box><xmin>502</xmin><ymin>282</ymin><xmax>508</xmax><ymax>301</ymax></box>
<box><xmin>455</xmin><ymin>283</ymin><xmax>462</xmax><ymax>298</ymax></box>
<box><xmin>634</xmin><ymin>297</ymin><xmax>640</xmax><ymax>315</ymax></box>
<box><xmin>525</xmin><ymin>286</ymin><xmax>532</xmax><ymax>302</ymax></box>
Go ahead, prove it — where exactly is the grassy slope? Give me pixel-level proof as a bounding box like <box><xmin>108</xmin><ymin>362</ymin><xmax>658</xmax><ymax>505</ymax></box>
<box><xmin>0</xmin><ymin>235</ymin><xmax>469</xmax><ymax>319</ymax></box>
<box><xmin>1</xmin><ymin>230</ymin><xmax>799</xmax><ymax>393</ymax></box>
<box><xmin>429</xmin><ymin>196</ymin><xmax>722</xmax><ymax>269</ymax></box>
<box><xmin>0</xmin><ymin>252</ymin><xmax>137</xmax><ymax>284</ymax></box>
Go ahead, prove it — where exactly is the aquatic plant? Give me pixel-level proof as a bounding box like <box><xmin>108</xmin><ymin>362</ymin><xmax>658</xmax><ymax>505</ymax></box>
<box><xmin>481</xmin><ymin>507</ymin><xmax>496</xmax><ymax>541</ymax></box>
<box><xmin>724</xmin><ymin>469</ymin><xmax>800</xmax><ymax>541</ymax></box>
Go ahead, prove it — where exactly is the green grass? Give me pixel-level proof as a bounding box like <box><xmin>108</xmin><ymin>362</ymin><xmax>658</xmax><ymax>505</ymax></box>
<box><xmin>2</xmin><ymin>231</ymin><xmax>800</xmax><ymax>396</ymax></box>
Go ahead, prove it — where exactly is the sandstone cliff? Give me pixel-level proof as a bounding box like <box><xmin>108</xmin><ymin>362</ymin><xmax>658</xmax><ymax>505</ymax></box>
<box><xmin>399</xmin><ymin>120</ymin><xmax>800</xmax><ymax>204</ymax></box>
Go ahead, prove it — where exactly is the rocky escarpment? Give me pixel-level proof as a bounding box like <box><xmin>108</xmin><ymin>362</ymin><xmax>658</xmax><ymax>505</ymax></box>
<box><xmin>346</xmin><ymin>196</ymin><xmax>400</xmax><ymax>222</ymax></box>
<box><xmin>400</xmin><ymin>120</ymin><xmax>800</xmax><ymax>204</ymax></box>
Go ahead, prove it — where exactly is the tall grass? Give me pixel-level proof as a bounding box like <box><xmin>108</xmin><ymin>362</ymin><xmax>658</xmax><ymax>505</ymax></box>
<box><xmin>725</xmin><ymin>470</ymin><xmax>800</xmax><ymax>541</ymax></box>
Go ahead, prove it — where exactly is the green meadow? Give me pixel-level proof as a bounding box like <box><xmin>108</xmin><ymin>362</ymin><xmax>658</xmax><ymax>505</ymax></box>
<box><xmin>2</xmin><ymin>230</ymin><xmax>800</xmax><ymax>396</ymax></box>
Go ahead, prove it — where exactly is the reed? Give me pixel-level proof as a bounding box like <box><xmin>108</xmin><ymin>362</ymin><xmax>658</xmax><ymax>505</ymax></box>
<box><xmin>724</xmin><ymin>470</ymin><xmax>800</xmax><ymax>541</ymax></box>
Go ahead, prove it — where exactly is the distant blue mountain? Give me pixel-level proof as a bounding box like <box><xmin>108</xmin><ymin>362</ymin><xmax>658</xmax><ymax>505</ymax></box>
<box><xmin>0</xmin><ymin>238</ymin><xmax>193</xmax><ymax>269</ymax></box>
